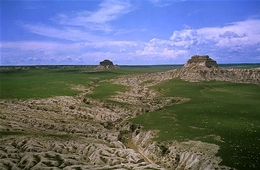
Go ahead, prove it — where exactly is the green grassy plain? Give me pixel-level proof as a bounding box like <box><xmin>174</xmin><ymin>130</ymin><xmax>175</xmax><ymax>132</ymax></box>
<box><xmin>1</xmin><ymin>68</ymin><xmax>83</xmax><ymax>99</ymax></box>
<box><xmin>131</xmin><ymin>79</ymin><xmax>260</xmax><ymax>170</ymax></box>
<box><xmin>219</xmin><ymin>63</ymin><xmax>260</xmax><ymax>69</ymax></box>
<box><xmin>0</xmin><ymin>66</ymin><xmax>176</xmax><ymax>99</ymax></box>
<box><xmin>87</xmin><ymin>81</ymin><xmax>129</xmax><ymax>100</ymax></box>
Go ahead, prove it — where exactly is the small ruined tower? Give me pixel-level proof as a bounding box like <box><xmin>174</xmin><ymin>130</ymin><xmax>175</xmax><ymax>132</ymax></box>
<box><xmin>184</xmin><ymin>55</ymin><xmax>218</xmax><ymax>68</ymax></box>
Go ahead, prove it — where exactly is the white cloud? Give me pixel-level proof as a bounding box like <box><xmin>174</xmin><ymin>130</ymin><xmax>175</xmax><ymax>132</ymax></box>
<box><xmin>170</xmin><ymin>29</ymin><xmax>202</xmax><ymax>47</ymax></box>
<box><xmin>0</xmin><ymin>40</ymin><xmax>141</xmax><ymax>53</ymax></box>
<box><xmin>2</xmin><ymin>41</ymin><xmax>50</xmax><ymax>53</ymax></box>
<box><xmin>87</xmin><ymin>0</ymin><xmax>132</xmax><ymax>23</ymax></box>
<box><xmin>149</xmin><ymin>0</ymin><xmax>171</xmax><ymax>7</ymax></box>
<box><xmin>136</xmin><ymin>38</ymin><xmax>188</xmax><ymax>60</ymax></box>
<box><xmin>1</xmin><ymin>45</ymin><xmax>74</xmax><ymax>65</ymax></box>
<box><xmin>0</xmin><ymin>40</ymin><xmax>143</xmax><ymax>65</ymax></box>
<box><xmin>170</xmin><ymin>19</ymin><xmax>260</xmax><ymax>48</ymax></box>
<box><xmin>166</xmin><ymin>19</ymin><xmax>260</xmax><ymax>63</ymax></box>
<box><xmin>0</xmin><ymin>38</ymin><xmax>187</xmax><ymax>65</ymax></box>
<box><xmin>54</xmin><ymin>0</ymin><xmax>132</xmax><ymax>32</ymax></box>
<box><xmin>21</xmin><ymin>24</ymin><xmax>107</xmax><ymax>42</ymax></box>
<box><xmin>198</xmin><ymin>19</ymin><xmax>260</xmax><ymax>47</ymax></box>
<box><xmin>228</xmin><ymin>46</ymin><xmax>244</xmax><ymax>53</ymax></box>
<box><xmin>21</xmin><ymin>0</ymin><xmax>134</xmax><ymax>42</ymax></box>
<box><xmin>3</xmin><ymin>15</ymin><xmax>260</xmax><ymax>65</ymax></box>
<box><xmin>0</xmin><ymin>41</ymin><xmax>82</xmax><ymax>65</ymax></box>
<box><xmin>171</xmin><ymin>29</ymin><xmax>197</xmax><ymax>42</ymax></box>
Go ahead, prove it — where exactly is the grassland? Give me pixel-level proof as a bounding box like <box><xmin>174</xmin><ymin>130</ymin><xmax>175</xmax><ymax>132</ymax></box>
<box><xmin>1</xmin><ymin>65</ymin><xmax>259</xmax><ymax>170</ymax></box>
<box><xmin>131</xmin><ymin>79</ymin><xmax>260</xmax><ymax>170</ymax></box>
<box><xmin>219</xmin><ymin>63</ymin><xmax>260</xmax><ymax>69</ymax></box>
<box><xmin>0</xmin><ymin>66</ymin><xmax>176</xmax><ymax>99</ymax></box>
<box><xmin>87</xmin><ymin>81</ymin><xmax>129</xmax><ymax>100</ymax></box>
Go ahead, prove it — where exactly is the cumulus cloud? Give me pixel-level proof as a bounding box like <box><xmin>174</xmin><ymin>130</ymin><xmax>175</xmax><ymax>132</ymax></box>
<box><xmin>172</xmin><ymin>19</ymin><xmax>260</xmax><ymax>46</ymax></box>
<box><xmin>169</xmin><ymin>19</ymin><xmax>260</xmax><ymax>56</ymax></box>
<box><xmin>199</xmin><ymin>19</ymin><xmax>260</xmax><ymax>47</ymax></box>
<box><xmin>136</xmin><ymin>38</ymin><xmax>188</xmax><ymax>62</ymax></box>
<box><xmin>171</xmin><ymin>29</ymin><xmax>197</xmax><ymax>42</ymax></box>
<box><xmin>219</xmin><ymin>31</ymin><xmax>245</xmax><ymax>39</ymax></box>
<box><xmin>141</xmin><ymin>18</ymin><xmax>259</xmax><ymax>63</ymax></box>
<box><xmin>170</xmin><ymin>29</ymin><xmax>202</xmax><ymax>47</ymax></box>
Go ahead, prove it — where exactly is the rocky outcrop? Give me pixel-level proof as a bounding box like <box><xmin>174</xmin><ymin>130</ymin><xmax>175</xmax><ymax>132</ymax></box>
<box><xmin>100</xmin><ymin>59</ymin><xmax>114</xmax><ymax>66</ymax></box>
<box><xmin>131</xmin><ymin>130</ymin><xmax>231</xmax><ymax>170</ymax></box>
<box><xmin>169</xmin><ymin>65</ymin><xmax>260</xmax><ymax>84</ymax></box>
<box><xmin>167</xmin><ymin>55</ymin><xmax>260</xmax><ymax>84</ymax></box>
<box><xmin>117</xmin><ymin>121</ymin><xmax>231</xmax><ymax>170</ymax></box>
<box><xmin>94</xmin><ymin>59</ymin><xmax>118</xmax><ymax>70</ymax></box>
<box><xmin>184</xmin><ymin>55</ymin><xmax>218</xmax><ymax>68</ymax></box>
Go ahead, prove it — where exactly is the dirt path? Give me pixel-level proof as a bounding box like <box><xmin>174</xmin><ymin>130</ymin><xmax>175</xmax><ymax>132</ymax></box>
<box><xmin>126</xmin><ymin>136</ymin><xmax>158</xmax><ymax>167</ymax></box>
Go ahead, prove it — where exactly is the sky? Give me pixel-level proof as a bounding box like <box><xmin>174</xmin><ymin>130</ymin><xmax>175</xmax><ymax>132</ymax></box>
<box><xmin>1</xmin><ymin>0</ymin><xmax>260</xmax><ymax>65</ymax></box>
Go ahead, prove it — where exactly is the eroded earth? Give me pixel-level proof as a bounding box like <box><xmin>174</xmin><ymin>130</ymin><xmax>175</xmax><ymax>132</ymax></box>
<box><xmin>1</xmin><ymin>66</ymin><xmax>259</xmax><ymax>170</ymax></box>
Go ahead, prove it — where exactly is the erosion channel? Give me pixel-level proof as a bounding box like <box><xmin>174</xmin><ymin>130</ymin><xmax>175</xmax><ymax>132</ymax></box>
<box><xmin>1</xmin><ymin>64</ymin><xmax>259</xmax><ymax>169</ymax></box>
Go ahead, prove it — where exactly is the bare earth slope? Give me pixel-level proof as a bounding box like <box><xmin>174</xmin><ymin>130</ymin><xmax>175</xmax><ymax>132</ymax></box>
<box><xmin>0</xmin><ymin>95</ymin><xmax>163</xmax><ymax>169</ymax></box>
<box><xmin>169</xmin><ymin>66</ymin><xmax>260</xmax><ymax>84</ymax></box>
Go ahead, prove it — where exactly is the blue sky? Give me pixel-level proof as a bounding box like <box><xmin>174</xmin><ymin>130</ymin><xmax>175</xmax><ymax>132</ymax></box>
<box><xmin>1</xmin><ymin>0</ymin><xmax>260</xmax><ymax>65</ymax></box>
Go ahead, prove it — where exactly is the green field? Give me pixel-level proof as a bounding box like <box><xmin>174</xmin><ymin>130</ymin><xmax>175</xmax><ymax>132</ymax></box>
<box><xmin>0</xmin><ymin>65</ymin><xmax>260</xmax><ymax>169</ymax></box>
<box><xmin>131</xmin><ymin>79</ymin><xmax>260</xmax><ymax>170</ymax></box>
<box><xmin>0</xmin><ymin>66</ymin><xmax>176</xmax><ymax>99</ymax></box>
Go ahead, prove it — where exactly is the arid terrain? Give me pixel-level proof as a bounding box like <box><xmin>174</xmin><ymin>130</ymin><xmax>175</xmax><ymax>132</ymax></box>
<box><xmin>1</xmin><ymin>56</ymin><xmax>260</xmax><ymax>170</ymax></box>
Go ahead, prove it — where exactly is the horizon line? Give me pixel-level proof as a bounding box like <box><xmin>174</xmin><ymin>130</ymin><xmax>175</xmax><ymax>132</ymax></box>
<box><xmin>1</xmin><ymin>63</ymin><xmax>260</xmax><ymax>67</ymax></box>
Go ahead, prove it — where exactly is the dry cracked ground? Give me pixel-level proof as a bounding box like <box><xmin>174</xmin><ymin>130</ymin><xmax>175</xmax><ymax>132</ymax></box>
<box><xmin>0</xmin><ymin>70</ymin><xmax>233</xmax><ymax>170</ymax></box>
